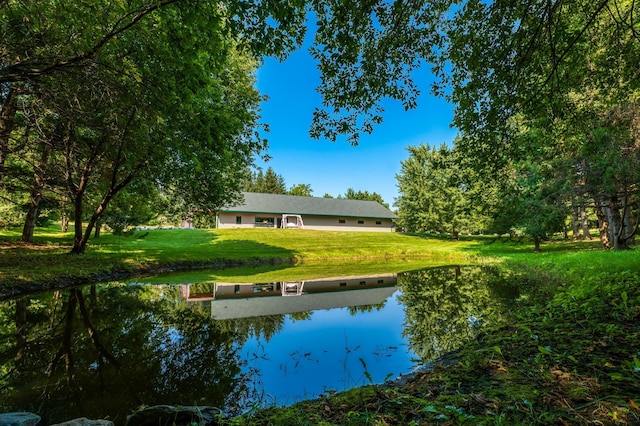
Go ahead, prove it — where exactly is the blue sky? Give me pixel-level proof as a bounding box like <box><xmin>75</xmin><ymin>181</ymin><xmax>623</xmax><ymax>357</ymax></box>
<box><xmin>255</xmin><ymin>41</ymin><xmax>457</xmax><ymax>208</ymax></box>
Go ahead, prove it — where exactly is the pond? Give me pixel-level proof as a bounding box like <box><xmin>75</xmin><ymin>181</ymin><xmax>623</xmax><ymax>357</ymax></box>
<box><xmin>0</xmin><ymin>265</ymin><xmax>519</xmax><ymax>424</ymax></box>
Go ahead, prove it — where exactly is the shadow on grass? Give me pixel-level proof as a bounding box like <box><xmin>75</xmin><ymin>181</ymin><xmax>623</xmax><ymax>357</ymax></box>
<box><xmin>0</xmin><ymin>229</ymin><xmax>299</xmax><ymax>300</ymax></box>
<box><xmin>408</xmin><ymin>231</ymin><xmax>607</xmax><ymax>255</ymax></box>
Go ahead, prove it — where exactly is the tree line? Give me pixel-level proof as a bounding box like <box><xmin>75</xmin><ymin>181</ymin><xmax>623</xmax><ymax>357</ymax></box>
<box><xmin>395</xmin><ymin>0</ymin><xmax>639</xmax><ymax>251</ymax></box>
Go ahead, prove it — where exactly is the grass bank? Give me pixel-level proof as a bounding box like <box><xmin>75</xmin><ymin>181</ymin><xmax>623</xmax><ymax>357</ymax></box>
<box><xmin>0</xmin><ymin>227</ymin><xmax>478</xmax><ymax>298</ymax></box>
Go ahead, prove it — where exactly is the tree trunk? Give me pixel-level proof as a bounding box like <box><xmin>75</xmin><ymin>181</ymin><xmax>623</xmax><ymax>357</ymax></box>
<box><xmin>599</xmin><ymin>195</ymin><xmax>630</xmax><ymax>250</ymax></box>
<box><xmin>61</xmin><ymin>213</ymin><xmax>69</xmax><ymax>232</ymax></box>
<box><xmin>70</xmin><ymin>191</ymin><xmax>116</xmax><ymax>254</ymax></box>
<box><xmin>21</xmin><ymin>187</ymin><xmax>42</xmax><ymax>243</ymax></box>
<box><xmin>533</xmin><ymin>235</ymin><xmax>541</xmax><ymax>252</ymax></box>
<box><xmin>21</xmin><ymin>142</ymin><xmax>52</xmax><ymax>243</ymax></box>
<box><xmin>621</xmin><ymin>195</ymin><xmax>636</xmax><ymax>246</ymax></box>
<box><xmin>70</xmin><ymin>193</ymin><xmax>86</xmax><ymax>254</ymax></box>
<box><xmin>15</xmin><ymin>299</ymin><xmax>29</xmax><ymax>373</ymax></box>
<box><xmin>594</xmin><ymin>199</ymin><xmax>611</xmax><ymax>249</ymax></box>
<box><xmin>0</xmin><ymin>86</ymin><xmax>18</xmax><ymax>183</ymax></box>
<box><xmin>580</xmin><ymin>206</ymin><xmax>592</xmax><ymax>240</ymax></box>
<box><xmin>59</xmin><ymin>195</ymin><xmax>70</xmax><ymax>232</ymax></box>
<box><xmin>94</xmin><ymin>221</ymin><xmax>101</xmax><ymax>238</ymax></box>
<box><xmin>49</xmin><ymin>291</ymin><xmax>78</xmax><ymax>379</ymax></box>
<box><xmin>571</xmin><ymin>206</ymin><xmax>580</xmax><ymax>240</ymax></box>
<box><xmin>608</xmin><ymin>196</ymin><xmax>628</xmax><ymax>250</ymax></box>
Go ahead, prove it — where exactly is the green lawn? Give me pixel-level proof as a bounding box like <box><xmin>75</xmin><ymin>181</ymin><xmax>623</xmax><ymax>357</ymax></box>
<box><xmin>1</xmin><ymin>226</ymin><xmax>631</xmax><ymax>296</ymax></box>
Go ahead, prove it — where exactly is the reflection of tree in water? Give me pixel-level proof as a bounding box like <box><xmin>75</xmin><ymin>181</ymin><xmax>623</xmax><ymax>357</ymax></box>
<box><xmin>217</xmin><ymin>315</ymin><xmax>286</xmax><ymax>345</ymax></box>
<box><xmin>0</xmin><ymin>283</ymin><xmax>248</xmax><ymax>424</ymax></box>
<box><xmin>398</xmin><ymin>266</ymin><xmax>519</xmax><ymax>362</ymax></box>
<box><xmin>347</xmin><ymin>300</ymin><xmax>387</xmax><ymax>315</ymax></box>
<box><xmin>183</xmin><ymin>282</ymin><xmax>289</xmax><ymax>344</ymax></box>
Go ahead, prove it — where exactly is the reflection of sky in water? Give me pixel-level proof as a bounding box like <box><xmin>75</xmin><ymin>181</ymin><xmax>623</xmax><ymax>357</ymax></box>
<box><xmin>237</xmin><ymin>290</ymin><xmax>416</xmax><ymax>406</ymax></box>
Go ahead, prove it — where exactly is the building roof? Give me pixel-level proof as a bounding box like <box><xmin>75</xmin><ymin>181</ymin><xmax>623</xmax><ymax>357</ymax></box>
<box><xmin>222</xmin><ymin>192</ymin><xmax>397</xmax><ymax>219</ymax></box>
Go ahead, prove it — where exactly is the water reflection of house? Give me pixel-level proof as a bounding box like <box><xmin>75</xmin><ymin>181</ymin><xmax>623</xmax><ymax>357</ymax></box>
<box><xmin>178</xmin><ymin>274</ymin><xmax>398</xmax><ymax>320</ymax></box>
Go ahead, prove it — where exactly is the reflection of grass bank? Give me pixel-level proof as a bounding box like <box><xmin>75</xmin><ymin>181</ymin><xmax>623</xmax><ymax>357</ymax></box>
<box><xmin>0</xmin><ymin>227</ymin><xmax>478</xmax><ymax>297</ymax></box>
<box><xmin>137</xmin><ymin>259</ymin><xmax>465</xmax><ymax>285</ymax></box>
<box><xmin>224</xmin><ymin>244</ymin><xmax>640</xmax><ymax>425</ymax></box>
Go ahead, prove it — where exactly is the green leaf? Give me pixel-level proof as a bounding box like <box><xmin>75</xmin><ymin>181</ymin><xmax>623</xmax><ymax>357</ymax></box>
<box><xmin>537</xmin><ymin>345</ymin><xmax>553</xmax><ymax>355</ymax></box>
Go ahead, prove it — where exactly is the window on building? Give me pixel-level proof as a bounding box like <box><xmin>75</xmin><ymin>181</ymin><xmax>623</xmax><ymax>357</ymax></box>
<box><xmin>376</xmin><ymin>220</ymin><xmax>382</xmax><ymax>225</ymax></box>
<box><xmin>358</xmin><ymin>220</ymin><xmax>364</xmax><ymax>224</ymax></box>
<box><xmin>236</xmin><ymin>216</ymin><xmax>242</xmax><ymax>224</ymax></box>
<box><xmin>255</xmin><ymin>217</ymin><xmax>275</xmax><ymax>227</ymax></box>
<box><xmin>338</xmin><ymin>219</ymin><xmax>346</xmax><ymax>224</ymax></box>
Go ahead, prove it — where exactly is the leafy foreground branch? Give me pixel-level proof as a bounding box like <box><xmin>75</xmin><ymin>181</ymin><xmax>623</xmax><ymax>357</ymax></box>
<box><xmin>222</xmin><ymin>270</ymin><xmax>640</xmax><ymax>425</ymax></box>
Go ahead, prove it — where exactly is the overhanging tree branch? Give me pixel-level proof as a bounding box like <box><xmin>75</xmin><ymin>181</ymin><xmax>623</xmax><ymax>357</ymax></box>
<box><xmin>522</xmin><ymin>0</ymin><xmax>610</xmax><ymax>109</ymax></box>
<box><xmin>0</xmin><ymin>0</ymin><xmax>181</xmax><ymax>83</ymax></box>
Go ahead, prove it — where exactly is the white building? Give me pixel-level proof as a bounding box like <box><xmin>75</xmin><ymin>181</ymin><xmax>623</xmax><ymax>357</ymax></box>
<box><xmin>216</xmin><ymin>192</ymin><xmax>397</xmax><ymax>232</ymax></box>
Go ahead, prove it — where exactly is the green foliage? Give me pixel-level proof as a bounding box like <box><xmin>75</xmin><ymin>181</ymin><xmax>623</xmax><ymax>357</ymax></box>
<box><xmin>339</xmin><ymin>188</ymin><xmax>388</xmax><ymax>208</ymax></box>
<box><xmin>426</xmin><ymin>0</ymin><xmax>640</xmax><ymax>250</ymax></box>
<box><xmin>396</xmin><ymin>143</ymin><xmax>487</xmax><ymax>236</ymax></box>
<box><xmin>101</xmin><ymin>185</ymin><xmax>159</xmax><ymax>234</ymax></box>
<box><xmin>288</xmin><ymin>183</ymin><xmax>313</xmax><ymax>197</ymax></box>
<box><xmin>309</xmin><ymin>0</ymin><xmax>434</xmax><ymax>144</ymax></box>
<box><xmin>0</xmin><ymin>198</ymin><xmax>24</xmax><ymax>228</ymax></box>
<box><xmin>487</xmin><ymin>154</ymin><xmax>570</xmax><ymax>249</ymax></box>
<box><xmin>243</xmin><ymin>167</ymin><xmax>287</xmax><ymax>194</ymax></box>
<box><xmin>2</xmin><ymin>1</ymin><xmax>271</xmax><ymax>252</ymax></box>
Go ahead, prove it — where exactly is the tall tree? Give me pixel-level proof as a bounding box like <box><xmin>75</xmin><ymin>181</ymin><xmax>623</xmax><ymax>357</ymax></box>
<box><xmin>262</xmin><ymin>168</ymin><xmax>287</xmax><ymax>194</ymax></box>
<box><xmin>244</xmin><ymin>167</ymin><xmax>287</xmax><ymax>194</ymax></box>
<box><xmin>288</xmin><ymin>184</ymin><xmax>313</xmax><ymax>197</ymax></box>
<box><xmin>396</xmin><ymin>144</ymin><xmax>483</xmax><ymax>238</ymax></box>
<box><xmin>0</xmin><ymin>0</ymin><xmax>306</xmax><ymax>251</ymax></box>
<box><xmin>13</xmin><ymin>3</ymin><xmax>267</xmax><ymax>253</ymax></box>
<box><xmin>341</xmin><ymin>188</ymin><xmax>388</xmax><ymax>208</ymax></box>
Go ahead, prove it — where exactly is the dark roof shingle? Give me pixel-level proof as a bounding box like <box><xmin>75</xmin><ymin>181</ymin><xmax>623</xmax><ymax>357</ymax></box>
<box><xmin>223</xmin><ymin>192</ymin><xmax>397</xmax><ymax>219</ymax></box>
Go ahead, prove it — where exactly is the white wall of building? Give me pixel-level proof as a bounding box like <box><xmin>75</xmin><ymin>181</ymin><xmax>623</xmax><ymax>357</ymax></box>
<box><xmin>217</xmin><ymin>213</ymin><xmax>395</xmax><ymax>232</ymax></box>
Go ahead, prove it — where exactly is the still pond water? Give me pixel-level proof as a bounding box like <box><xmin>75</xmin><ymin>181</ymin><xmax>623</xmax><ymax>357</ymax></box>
<box><xmin>0</xmin><ymin>265</ymin><xmax>519</xmax><ymax>424</ymax></box>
